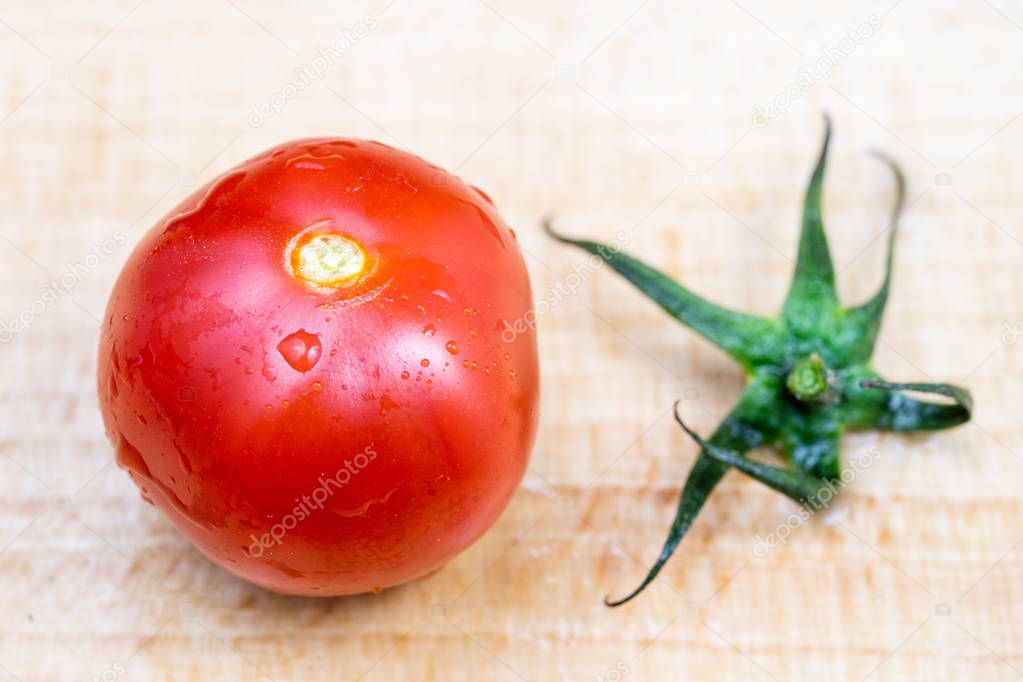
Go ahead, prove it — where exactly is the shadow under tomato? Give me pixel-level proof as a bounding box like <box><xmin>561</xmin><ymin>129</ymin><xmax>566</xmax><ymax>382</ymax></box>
<box><xmin>130</xmin><ymin>509</ymin><xmax>431</xmax><ymax>620</ymax></box>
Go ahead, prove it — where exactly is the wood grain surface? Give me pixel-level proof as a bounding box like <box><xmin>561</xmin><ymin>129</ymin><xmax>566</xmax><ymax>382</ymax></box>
<box><xmin>1</xmin><ymin>1</ymin><xmax>1022</xmax><ymax>680</ymax></box>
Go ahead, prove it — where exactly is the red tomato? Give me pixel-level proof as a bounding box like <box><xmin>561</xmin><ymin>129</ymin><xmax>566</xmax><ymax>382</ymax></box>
<box><xmin>97</xmin><ymin>139</ymin><xmax>539</xmax><ymax>596</ymax></box>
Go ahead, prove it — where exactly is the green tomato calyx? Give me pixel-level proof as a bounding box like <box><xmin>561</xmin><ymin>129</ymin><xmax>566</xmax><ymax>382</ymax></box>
<box><xmin>786</xmin><ymin>353</ymin><xmax>839</xmax><ymax>405</ymax></box>
<box><xmin>547</xmin><ymin>115</ymin><xmax>973</xmax><ymax>607</ymax></box>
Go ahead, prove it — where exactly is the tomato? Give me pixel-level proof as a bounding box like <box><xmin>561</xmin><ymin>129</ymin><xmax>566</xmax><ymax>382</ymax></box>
<box><xmin>97</xmin><ymin>139</ymin><xmax>540</xmax><ymax>596</ymax></box>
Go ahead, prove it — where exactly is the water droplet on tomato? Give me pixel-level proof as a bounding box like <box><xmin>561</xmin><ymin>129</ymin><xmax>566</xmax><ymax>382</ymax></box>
<box><xmin>277</xmin><ymin>330</ymin><xmax>322</xmax><ymax>372</ymax></box>
<box><xmin>288</xmin><ymin>159</ymin><xmax>326</xmax><ymax>171</ymax></box>
<box><xmin>379</xmin><ymin>394</ymin><xmax>400</xmax><ymax>415</ymax></box>
<box><xmin>464</xmin><ymin>306</ymin><xmax>476</xmax><ymax>316</ymax></box>
<box><xmin>312</xmin><ymin>381</ymin><xmax>323</xmax><ymax>392</ymax></box>
<box><xmin>164</xmin><ymin>171</ymin><xmax>247</xmax><ymax>233</ymax></box>
<box><xmin>432</xmin><ymin>289</ymin><xmax>451</xmax><ymax>302</ymax></box>
<box><xmin>423</xmin><ymin>323</ymin><xmax>436</xmax><ymax>337</ymax></box>
<box><xmin>261</xmin><ymin>357</ymin><xmax>278</xmax><ymax>383</ymax></box>
<box><xmin>116</xmin><ymin>435</ymin><xmax>152</xmax><ymax>480</ymax></box>
<box><xmin>400</xmin><ymin>370</ymin><xmax>410</xmax><ymax>380</ymax></box>
<box><xmin>471</xmin><ymin>185</ymin><xmax>493</xmax><ymax>204</ymax></box>
<box><xmin>420</xmin><ymin>358</ymin><xmax>430</xmax><ymax>368</ymax></box>
<box><xmin>446</xmin><ymin>341</ymin><xmax>459</xmax><ymax>355</ymax></box>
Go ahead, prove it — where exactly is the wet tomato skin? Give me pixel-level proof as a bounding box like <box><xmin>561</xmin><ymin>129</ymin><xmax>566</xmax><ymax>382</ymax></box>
<box><xmin>97</xmin><ymin>139</ymin><xmax>539</xmax><ymax>595</ymax></box>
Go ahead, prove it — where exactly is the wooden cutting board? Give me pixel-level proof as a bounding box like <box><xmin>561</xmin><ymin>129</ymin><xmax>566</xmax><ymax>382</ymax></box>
<box><xmin>2</xmin><ymin>1</ymin><xmax>1021</xmax><ymax>679</ymax></box>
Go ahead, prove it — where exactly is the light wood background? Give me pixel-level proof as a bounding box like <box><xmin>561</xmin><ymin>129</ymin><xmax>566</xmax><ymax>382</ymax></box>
<box><xmin>1</xmin><ymin>1</ymin><xmax>1022</xmax><ymax>680</ymax></box>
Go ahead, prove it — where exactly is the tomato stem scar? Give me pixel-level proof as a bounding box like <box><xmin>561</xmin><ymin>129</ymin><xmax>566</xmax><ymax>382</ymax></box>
<box><xmin>289</xmin><ymin>232</ymin><xmax>366</xmax><ymax>287</ymax></box>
